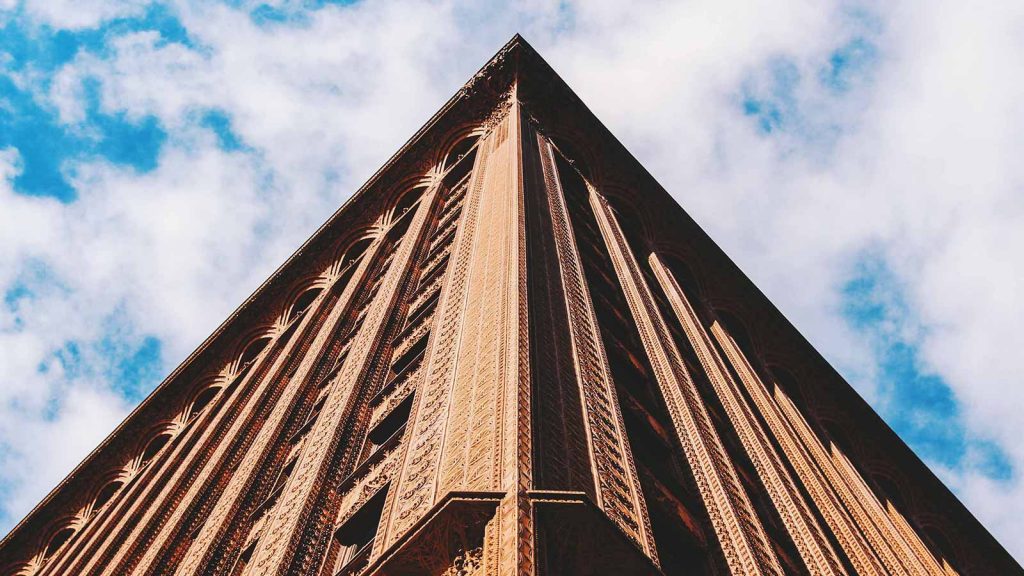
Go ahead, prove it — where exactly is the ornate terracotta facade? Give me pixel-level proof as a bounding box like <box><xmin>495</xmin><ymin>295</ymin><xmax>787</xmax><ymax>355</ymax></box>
<box><xmin>0</xmin><ymin>35</ymin><xmax>1018</xmax><ymax>576</ymax></box>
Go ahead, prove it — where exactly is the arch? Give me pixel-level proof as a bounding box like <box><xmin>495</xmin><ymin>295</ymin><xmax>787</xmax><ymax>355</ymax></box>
<box><xmin>656</xmin><ymin>252</ymin><xmax>706</xmax><ymax>306</ymax></box>
<box><xmin>140</xmin><ymin>432</ymin><xmax>173</xmax><ymax>465</ymax></box>
<box><xmin>189</xmin><ymin>384</ymin><xmax>222</xmax><ymax>418</ymax></box>
<box><xmin>922</xmin><ymin>525</ymin><xmax>959</xmax><ymax>564</ymax></box>
<box><xmin>604</xmin><ymin>191</ymin><xmax>657</xmax><ymax>260</ymax></box>
<box><xmin>236</xmin><ymin>335</ymin><xmax>272</xmax><ymax>370</ymax></box>
<box><xmin>92</xmin><ymin>479</ymin><xmax>124</xmax><ymax>511</ymax></box>
<box><xmin>442</xmin><ymin>134</ymin><xmax>479</xmax><ymax>171</ymax></box>
<box><xmin>715</xmin><ymin>309</ymin><xmax>761</xmax><ymax>367</ymax></box>
<box><xmin>287</xmin><ymin>286</ymin><xmax>323</xmax><ymax>323</ymax></box>
<box><xmin>432</xmin><ymin>124</ymin><xmax>485</xmax><ymax>171</ymax></box>
<box><xmin>43</xmin><ymin>526</ymin><xmax>75</xmax><ymax>558</ymax></box>
<box><xmin>377</xmin><ymin>173</ymin><xmax>434</xmax><ymax>219</ymax></box>
<box><xmin>4</xmin><ymin>561</ymin><xmax>37</xmax><ymax>576</ymax></box>
<box><xmin>765</xmin><ymin>364</ymin><xmax>809</xmax><ymax>411</ymax></box>
<box><xmin>870</xmin><ymin>471</ymin><xmax>908</xmax><ymax>510</ymax></box>
<box><xmin>818</xmin><ymin>417</ymin><xmax>857</xmax><ymax>458</ymax></box>
<box><xmin>390</xmin><ymin>185</ymin><xmax>428</xmax><ymax>224</ymax></box>
<box><xmin>330</xmin><ymin>234</ymin><xmax>375</xmax><ymax>275</ymax></box>
<box><xmin>343</xmin><ymin>236</ymin><xmax>373</xmax><ymax>262</ymax></box>
<box><xmin>549</xmin><ymin>133</ymin><xmax>602</xmax><ymax>185</ymax></box>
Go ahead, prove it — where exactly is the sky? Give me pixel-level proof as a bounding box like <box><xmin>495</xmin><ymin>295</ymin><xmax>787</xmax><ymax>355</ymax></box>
<box><xmin>0</xmin><ymin>0</ymin><xmax>1022</xmax><ymax>562</ymax></box>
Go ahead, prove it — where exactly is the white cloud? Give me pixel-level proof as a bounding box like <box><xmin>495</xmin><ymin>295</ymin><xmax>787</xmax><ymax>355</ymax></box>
<box><xmin>22</xmin><ymin>0</ymin><xmax>149</xmax><ymax>30</ymax></box>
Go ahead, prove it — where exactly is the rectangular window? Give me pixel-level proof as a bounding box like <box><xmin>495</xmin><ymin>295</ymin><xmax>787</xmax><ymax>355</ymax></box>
<box><xmin>330</xmin><ymin>488</ymin><xmax>388</xmax><ymax>575</ymax></box>
<box><xmin>367</xmin><ymin>394</ymin><xmax>414</xmax><ymax>453</ymax></box>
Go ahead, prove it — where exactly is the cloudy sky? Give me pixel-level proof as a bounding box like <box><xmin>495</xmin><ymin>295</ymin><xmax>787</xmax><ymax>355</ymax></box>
<box><xmin>1</xmin><ymin>0</ymin><xmax>1022</xmax><ymax>561</ymax></box>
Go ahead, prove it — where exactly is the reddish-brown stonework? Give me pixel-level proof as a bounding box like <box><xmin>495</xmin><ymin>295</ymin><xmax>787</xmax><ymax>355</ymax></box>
<box><xmin>0</xmin><ymin>35</ymin><xmax>1019</xmax><ymax>576</ymax></box>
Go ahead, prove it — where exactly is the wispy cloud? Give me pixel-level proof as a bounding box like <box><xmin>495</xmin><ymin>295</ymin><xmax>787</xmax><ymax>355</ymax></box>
<box><xmin>1</xmin><ymin>0</ymin><xmax>1022</xmax><ymax>562</ymax></box>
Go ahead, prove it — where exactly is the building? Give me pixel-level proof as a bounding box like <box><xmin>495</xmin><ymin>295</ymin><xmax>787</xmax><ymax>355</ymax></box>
<box><xmin>0</xmin><ymin>35</ymin><xmax>1018</xmax><ymax>576</ymax></box>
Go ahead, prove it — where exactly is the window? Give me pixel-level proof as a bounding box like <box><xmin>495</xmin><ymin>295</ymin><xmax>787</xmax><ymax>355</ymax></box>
<box><xmin>389</xmin><ymin>333</ymin><xmax>428</xmax><ymax>379</ymax></box>
<box><xmin>392</xmin><ymin>187</ymin><xmax>426</xmax><ymax>223</ymax></box>
<box><xmin>443</xmin><ymin>136</ymin><xmax>477</xmax><ymax>171</ymax></box>
<box><xmin>190</xmin><ymin>386</ymin><xmax>221</xmax><ymax>419</ymax></box>
<box><xmin>93</xmin><ymin>480</ymin><xmax>124</xmax><ymax>511</ymax></box>
<box><xmin>330</xmin><ymin>489</ymin><xmax>387</xmax><ymax>574</ymax></box>
<box><xmin>290</xmin><ymin>288</ymin><xmax>323</xmax><ymax>322</ymax></box>
<box><xmin>44</xmin><ymin>527</ymin><xmax>75</xmax><ymax>559</ymax></box>
<box><xmin>230</xmin><ymin>540</ymin><xmax>258</xmax><ymax>576</ymax></box>
<box><xmin>238</xmin><ymin>337</ymin><xmax>271</xmax><ymax>369</ymax></box>
<box><xmin>367</xmin><ymin>395</ymin><xmax>413</xmax><ymax>453</ymax></box>
<box><xmin>253</xmin><ymin>458</ymin><xmax>296</xmax><ymax>519</ymax></box>
<box><xmin>141</xmin><ymin>433</ymin><xmax>172</xmax><ymax>466</ymax></box>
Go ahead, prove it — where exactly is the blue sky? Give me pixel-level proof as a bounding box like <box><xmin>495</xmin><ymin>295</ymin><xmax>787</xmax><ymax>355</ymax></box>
<box><xmin>1</xmin><ymin>0</ymin><xmax>1023</xmax><ymax>564</ymax></box>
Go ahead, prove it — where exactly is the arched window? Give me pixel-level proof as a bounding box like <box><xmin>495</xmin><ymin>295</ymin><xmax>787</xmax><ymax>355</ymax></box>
<box><xmin>820</xmin><ymin>419</ymin><xmax>854</xmax><ymax>456</ymax></box>
<box><xmin>344</xmin><ymin>238</ymin><xmax>372</xmax><ymax>266</ymax></box>
<box><xmin>92</xmin><ymin>480</ymin><xmax>124</xmax><ymax>512</ymax></box>
<box><xmin>443</xmin><ymin>136</ymin><xmax>478</xmax><ymax>170</ymax></box>
<box><xmin>44</xmin><ymin>526</ymin><xmax>75</xmax><ymax>558</ymax></box>
<box><xmin>926</xmin><ymin>527</ymin><xmax>957</xmax><ymax>564</ymax></box>
<box><xmin>392</xmin><ymin>187</ymin><xmax>426</xmax><ymax>222</ymax></box>
<box><xmin>769</xmin><ymin>366</ymin><xmax>807</xmax><ymax>410</ymax></box>
<box><xmin>140</xmin><ymin>433</ymin><xmax>172</xmax><ymax>466</ymax></box>
<box><xmin>716</xmin><ymin>311</ymin><xmax>759</xmax><ymax>367</ymax></box>
<box><xmin>872</xmin><ymin>473</ymin><xmax>908</xmax><ymax>510</ymax></box>
<box><xmin>190</xmin><ymin>386</ymin><xmax>221</xmax><ymax>418</ymax></box>
<box><xmin>660</xmin><ymin>254</ymin><xmax>703</xmax><ymax>306</ymax></box>
<box><xmin>290</xmin><ymin>287</ymin><xmax>322</xmax><ymax>322</ymax></box>
<box><xmin>238</xmin><ymin>336</ymin><xmax>271</xmax><ymax>369</ymax></box>
<box><xmin>552</xmin><ymin>138</ymin><xmax>591</xmax><ymax>180</ymax></box>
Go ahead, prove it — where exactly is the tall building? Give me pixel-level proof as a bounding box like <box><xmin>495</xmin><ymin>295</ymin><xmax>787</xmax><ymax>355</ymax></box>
<box><xmin>0</xmin><ymin>35</ymin><xmax>1017</xmax><ymax>576</ymax></box>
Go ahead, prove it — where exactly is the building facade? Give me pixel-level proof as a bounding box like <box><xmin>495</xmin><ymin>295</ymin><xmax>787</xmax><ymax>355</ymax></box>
<box><xmin>0</xmin><ymin>35</ymin><xmax>1018</xmax><ymax>576</ymax></box>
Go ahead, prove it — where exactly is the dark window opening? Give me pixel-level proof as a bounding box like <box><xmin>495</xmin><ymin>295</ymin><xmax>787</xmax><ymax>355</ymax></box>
<box><xmin>141</xmin><ymin>433</ymin><xmax>172</xmax><ymax>465</ymax></box>
<box><xmin>230</xmin><ymin>540</ymin><xmax>258</xmax><ymax>576</ymax></box>
<box><xmin>291</xmin><ymin>288</ymin><xmax>323</xmax><ymax>322</ymax></box>
<box><xmin>45</xmin><ymin>527</ymin><xmax>75</xmax><ymax>558</ymax></box>
<box><xmin>442</xmin><ymin>137</ymin><xmax>479</xmax><ymax>187</ymax></box>
<box><xmin>291</xmin><ymin>395</ymin><xmax>328</xmax><ymax>443</ymax></box>
<box><xmin>190</xmin><ymin>386</ymin><xmax>221</xmax><ymax>418</ymax></box>
<box><xmin>330</xmin><ymin>488</ymin><xmax>388</xmax><ymax>575</ymax></box>
<box><xmin>444</xmin><ymin>136</ymin><xmax>477</xmax><ymax>170</ymax></box>
<box><xmin>404</xmin><ymin>290</ymin><xmax>440</xmax><ymax>332</ymax></box>
<box><xmin>253</xmin><ymin>458</ymin><xmax>296</xmax><ymax>518</ymax></box>
<box><xmin>417</xmin><ymin>253</ymin><xmax>450</xmax><ymax>292</ymax></box>
<box><xmin>346</xmin><ymin>238</ymin><xmax>373</xmax><ymax>261</ymax></box>
<box><xmin>93</xmin><ymin>480</ymin><xmax>124</xmax><ymax>511</ymax></box>
<box><xmin>386</xmin><ymin>209</ymin><xmax>414</xmax><ymax>240</ymax></box>
<box><xmin>367</xmin><ymin>394</ymin><xmax>414</xmax><ymax>451</ymax></box>
<box><xmin>390</xmin><ymin>333</ymin><xmax>429</xmax><ymax>378</ymax></box>
<box><xmin>239</xmin><ymin>337</ymin><xmax>271</xmax><ymax>369</ymax></box>
<box><xmin>393</xmin><ymin>187</ymin><xmax>426</xmax><ymax>223</ymax></box>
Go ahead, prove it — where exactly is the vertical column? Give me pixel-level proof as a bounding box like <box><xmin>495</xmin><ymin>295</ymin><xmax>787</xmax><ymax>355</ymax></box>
<box><xmin>119</xmin><ymin>240</ymin><xmax>385</xmax><ymax>576</ymax></box>
<box><xmin>886</xmin><ymin>502</ymin><xmax>950</xmax><ymax>575</ymax></box>
<box><xmin>830</xmin><ymin>447</ymin><xmax>940</xmax><ymax>576</ymax></box>
<box><xmin>165</xmin><ymin>238</ymin><xmax>388</xmax><ymax>574</ymax></box>
<box><xmin>528</xmin><ymin>132</ymin><xmax>657</xmax><ymax>560</ymax></box>
<box><xmin>773</xmin><ymin>388</ymin><xmax>922</xmax><ymax>575</ymax></box>
<box><xmin>587</xmin><ymin>191</ymin><xmax>784</xmax><ymax>576</ymax></box>
<box><xmin>377</xmin><ymin>96</ymin><xmax>532</xmax><ymax>575</ymax></box>
<box><xmin>41</xmin><ymin>370</ymin><xmax>236</xmax><ymax>575</ymax></box>
<box><xmin>685</xmin><ymin>297</ymin><xmax>885</xmax><ymax>575</ymax></box>
<box><xmin>239</xmin><ymin>183</ymin><xmax>442</xmax><ymax>575</ymax></box>
<box><xmin>646</xmin><ymin>254</ymin><xmax>845</xmax><ymax>575</ymax></box>
<box><xmin>77</xmin><ymin>256</ymin><xmax>343</xmax><ymax>575</ymax></box>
